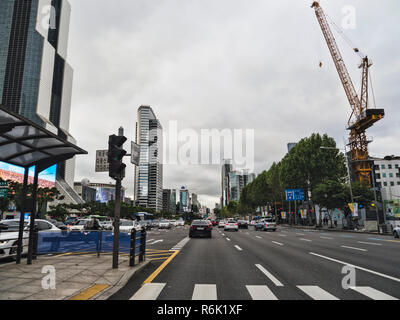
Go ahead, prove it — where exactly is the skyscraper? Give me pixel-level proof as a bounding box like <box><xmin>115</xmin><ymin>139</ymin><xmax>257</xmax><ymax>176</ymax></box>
<box><xmin>221</xmin><ymin>159</ymin><xmax>233</xmax><ymax>207</ymax></box>
<box><xmin>0</xmin><ymin>0</ymin><xmax>82</xmax><ymax>204</ymax></box>
<box><xmin>134</xmin><ymin>106</ymin><xmax>163</xmax><ymax>212</ymax></box>
<box><xmin>179</xmin><ymin>186</ymin><xmax>189</xmax><ymax>213</ymax></box>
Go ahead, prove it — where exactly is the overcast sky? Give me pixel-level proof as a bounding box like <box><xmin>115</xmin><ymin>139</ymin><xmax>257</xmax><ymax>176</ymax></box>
<box><xmin>67</xmin><ymin>0</ymin><xmax>400</xmax><ymax>209</ymax></box>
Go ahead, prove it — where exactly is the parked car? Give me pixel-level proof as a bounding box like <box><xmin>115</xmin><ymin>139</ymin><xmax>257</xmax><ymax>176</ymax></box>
<box><xmin>158</xmin><ymin>220</ymin><xmax>171</xmax><ymax>229</ymax></box>
<box><xmin>65</xmin><ymin>217</ymin><xmax>78</xmax><ymax>226</ymax></box>
<box><xmin>394</xmin><ymin>226</ymin><xmax>400</xmax><ymax>238</ymax></box>
<box><xmin>250</xmin><ymin>220</ymin><xmax>256</xmax><ymax>226</ymax></box>
<box><xmin>176</xmin><ymin>219</ymin><xmax>185</xmax><ymax>227</ymax></box>
<box><xmin>218</xmin><ymin>220</ymin><xmax>226</xmax><ymax>228</ymax></box>
<box><xmin>100</xmin><ymin>221</ymin><xmax>113</xmax><ymax>231</ymax></box>
<box><xmin>238</xmin><ymin>220</ymin><xmax>248</xmax><ymax>229</ymax></box>
<box><xmin>224</xmin><ymin>220</ymin><xmax>239</xmax><ymax>232</ymax></box>
<box><xmin>255</xmin><ymin>218</ymin><xmax>277</xmax><ymax>232</ymax></box>
<box><xmin>189</xmin><ymin>220</ymin><xmax>212</xmax><ymax>238</ymax></box>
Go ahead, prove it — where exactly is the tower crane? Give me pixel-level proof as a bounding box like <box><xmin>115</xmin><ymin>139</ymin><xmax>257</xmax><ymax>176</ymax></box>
<box><xmin>311</xmin><ymin>1</ymin><xmax>385</xmax><ymax>187</ymax></box>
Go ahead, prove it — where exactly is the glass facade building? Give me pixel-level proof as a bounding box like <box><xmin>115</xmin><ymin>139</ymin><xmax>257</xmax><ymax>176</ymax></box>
<box><xmin>134</xmin><ymin>106</ymin><xmax>163</xmax><ymax>212</ymax></box>
<box><xmin>0</xmin><ymin>0</ymin><xmax>80</xmax><ymax>203</ymax></box>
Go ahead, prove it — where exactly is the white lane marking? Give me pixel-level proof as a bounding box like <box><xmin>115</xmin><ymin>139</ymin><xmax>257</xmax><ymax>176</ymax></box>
<box><xmin>256</xmin><ymin>236</ymin><xmax>262</xmax><ymax>239</ymax></box>
<box><xmin>235</xmin><ymin>245</ymin><xmax>243</xmax><ymax>251</ymax></box>
<box><xmin>170</xmin><ymin>237</ymin><xmax>190</xmax><ymax>251</ymax></box>
<box><xmin>296</xmin><ymin>233</ymin><xmax>306</xmax><ymax>236</ymax></box>
<box><xmin>320</xmin><ymin>236</ymin><xmax>334</xmax><ymax>240</ymax></box>
<box><xmin>350</xmin><ymin>287</ymin><xmax>398</xmax><ymax>300</ymax></box>
<box><xmin>221</xmin><ymin>234</ymin><xmax>225</xmax><ymax>236</ymax></box>
<box><xmin>341</xmin><ymin>246</ymin><xmax>367</xmax><ymax>252</ymax></box>
<box><xmin>130</xmin><ymin>283</ymin><xmax>166</xmax><ymax>300</ymax></box>
<box><xmin>255</xmin><ymin>264</ymin><xmax>284</xmax><ymax>287</ymax></box>
<box><xmin>226</xmin><ymin>238</ymin><xmax>231</xmax><ymax>242</ymax></box>
<box><xmin>310</xmin><ymin>252</ymin><xmax>400</xmax><ymax>283</ymax></box>
<box><xmin>272</xmin><ymin>241</ymin><xmax>284</xmax><ymax>246</ymax></box>
<box><xmin>297</xmin><ymin>286</ymin><xmax>339</xmax><ymax>300</ymax></box>
<box><xmin>148</xmin><ymin>240</ymin><xmax>164</xmax><ymax>245</ymax></box>
<box><xmin>192</xmin><ymin>284</ymin><xmax>217</xmax><ymax>300</ymax></box>
<box><xmin>246</xmin><ymin>285</ymin><xmax>278</xmax><ymax>300</ymax></box>
<box><xmin>278</xmin><ymin>234</ymin><xmax>287</xmax><ymax>237</ymax></box>
<box><xmin>146</xmin><ymin>239</ymin><xmax>155</xmax><ymax>243</ymax></box>
<box><xmin>357</xmin><ymin>241</ymin><xmax>382</xmax><ymax>246</ymax></box>
<box><xmin>300</xmin><ymin>238</ymin><xmax>312</xmax><ymax>242</ymax></box>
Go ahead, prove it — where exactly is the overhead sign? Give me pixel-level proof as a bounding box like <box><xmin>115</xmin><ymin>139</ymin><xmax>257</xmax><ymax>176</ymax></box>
<box><xmin>0</xmin><ymin>182</ymin><xmax>9</xmax><ymax>198</ymax></box>
<box><xmin>131</xmin><ymin>142</ymin><xmax>140</xmax><ymax>166</ymax></box>
<box><xmin>95</xmin><ymin>150</ymin><xmax>109</xmax><ymax>172</ymax></box>
<box><xmin>285</xmin><ymin>189</ymin><xmax>305</xmax><ymax>201</ymax></box>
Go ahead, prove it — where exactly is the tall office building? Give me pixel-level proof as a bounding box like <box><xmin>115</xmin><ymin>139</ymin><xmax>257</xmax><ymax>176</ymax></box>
<box><xmin>179</xmin><ymin>186</ymin><xmax>189</xmax><ymax>213</ymax></box>
<box><xmin>170</xmin><ymin>189</ymin><xmax>177</xmax><ymax>214</ymax></box>
<box><xmin>221</xmin><ymin>159</ymin><xmax>233</xmax><ymax>207</ymax></box>
<box><xmin>162</xmin><ymin>189</ymin><xmax>171</xmax><ymax>213</ymax></box>
<box><xmin>134</xmin><ymin>106</ymin><xmax>163</xmax><ymax>212</ymax></box>
<box><xmin>0</xmin><ymin>0</ymin><xmax>82</xmax><ymax>204</ymax></box>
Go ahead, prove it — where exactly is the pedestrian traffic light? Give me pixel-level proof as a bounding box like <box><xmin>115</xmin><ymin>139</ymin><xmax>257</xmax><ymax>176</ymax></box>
<box><xmin>108</xmin><ymin>134</ymin><xmax>127</xmax><ymax>180</ymax></box>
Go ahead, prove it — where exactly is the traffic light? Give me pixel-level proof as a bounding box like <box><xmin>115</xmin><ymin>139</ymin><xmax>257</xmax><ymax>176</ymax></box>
<box><xmin>108</xmin><ymin>134</ymin><xmax>127</xmax><ymax>180</ymax></box>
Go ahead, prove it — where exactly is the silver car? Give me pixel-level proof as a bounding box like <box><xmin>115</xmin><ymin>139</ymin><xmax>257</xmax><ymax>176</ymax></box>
<box><xmin>158</xmin><ymin>220</ymin><xmax>171</xmax><ymax>229</ymax></box>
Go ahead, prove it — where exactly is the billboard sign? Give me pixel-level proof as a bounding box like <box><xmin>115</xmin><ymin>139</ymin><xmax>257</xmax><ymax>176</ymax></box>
<box><xmin>285</xmin><ymin>189</ymin><xmax>305</xmax><ymax>201</ymax></box>
<box><xmin>131</xmin><ymin>142</ymin><xmax>140</xmax><ymax>166</ymax></box>
<box><xmin>95</xmin><ymin>150</ymin><xmax>109</xmax><ymax>172</ymax></box>
<box><xmin>0</xmin><ymin>162</ymin><xmax>56</xmax><ymax>188</ymax></box>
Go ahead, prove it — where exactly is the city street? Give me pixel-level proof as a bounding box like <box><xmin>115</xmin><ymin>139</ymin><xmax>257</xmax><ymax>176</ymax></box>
<box><xmin>111</xmin><ymin>226</ymin><xmax>400</xmax><ymax>300</ymax></box>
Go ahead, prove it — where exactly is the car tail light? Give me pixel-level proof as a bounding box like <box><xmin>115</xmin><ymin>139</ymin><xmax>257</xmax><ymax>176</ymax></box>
<box><xmin>190</xmin><ymin>226</ymin><xmax>195</xmax><ymax>229</ymax></box>
<box><xmin>235</xmin><ymin>223</ymin><xmax>238</xmax><ymax>226</ymax></box>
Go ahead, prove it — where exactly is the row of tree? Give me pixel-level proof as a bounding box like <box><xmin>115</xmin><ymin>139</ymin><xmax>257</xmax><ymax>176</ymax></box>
<box><xmin>222</xmin><ymin>133</ymin><xmax>376</xmax><ymax>226</ymax></box>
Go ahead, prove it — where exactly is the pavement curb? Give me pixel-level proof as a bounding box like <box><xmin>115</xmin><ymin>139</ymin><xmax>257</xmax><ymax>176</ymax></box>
<box><xmin>91</xmin><ymin>259</ymin><xmax>151</xmax><ymax>300</ymax></box>
<box><xmin>280</xmin><ymin>224</ymin><xmax>392</xmax><ymax>237</ymax></box>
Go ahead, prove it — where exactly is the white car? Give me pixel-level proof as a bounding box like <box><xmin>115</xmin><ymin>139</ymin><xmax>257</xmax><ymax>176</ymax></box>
<box><xmin>118</xmin><ymin>220</ymin><xmax>141</xmax><ymax>233</ymax></box>
<box><xmin>0</xmin><ymin>219</ymin><xmax>59</xmax><ymax>260</ymax></box>
<box><xmin>68</xmin><ymin>219</ymin><xmax>91</xmax><ymax>231</ymax></box>
<box><xmin>224</xmin><ymin>220</ymin><xmax>239</xmax><ymax>232</ymax></box>
<box><xmin>394</xmin><ymin>227</ymin><xmax>400</xmax><ymax>238</ymax></box>
<box><xmin>218</xmin><ymin>221</ymin><xmax>226</xmax><ymax>228</ymax></box>
<box><xmin>176</xmin><ymin>220</ymin><xmax>185</xmax><ymax>227</ymax></box>
<box><xmin>250</xmin><ymin>220</ymin><xmax>256</xmax><ymax>226</ymax></box>
<box><xmin>158</xmin><ymin>220</ymin><xmax>171</xmax><ymax>229</ymax></box>
<box><xmin>168</xmin><ymin>220</ymin><xmax>178</xmax><ymax>227</ymax></box>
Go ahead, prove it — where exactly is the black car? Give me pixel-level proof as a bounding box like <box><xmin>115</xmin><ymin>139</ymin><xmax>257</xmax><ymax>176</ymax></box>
<box><xmin>238</xmin><ymin>220</ymin><xmax>248</xmax><ymax>229</ymax></box>
<box><xmin>189</xmin><ymin>220</ymin><xmax>212</xmax><ymax>238</ymax></box>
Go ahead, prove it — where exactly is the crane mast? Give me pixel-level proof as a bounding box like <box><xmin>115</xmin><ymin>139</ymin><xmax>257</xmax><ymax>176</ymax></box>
<box><xmin>311</xmin><ymin>1</ymin><xmax>384</xmax><ymax>187</ymax></box>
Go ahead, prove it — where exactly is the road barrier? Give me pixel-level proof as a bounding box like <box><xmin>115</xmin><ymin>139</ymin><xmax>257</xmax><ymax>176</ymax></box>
<box><xmin>129</xmin><ymin>227</ymin><xmax>147</xmax><ymax>267</ymax></box>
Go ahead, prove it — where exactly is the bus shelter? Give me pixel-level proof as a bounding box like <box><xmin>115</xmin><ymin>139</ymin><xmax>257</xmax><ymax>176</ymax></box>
<box><xmin>0</xmin><ymin>105</ymin><xmax>87</xmax><ymax>264</ymax></box>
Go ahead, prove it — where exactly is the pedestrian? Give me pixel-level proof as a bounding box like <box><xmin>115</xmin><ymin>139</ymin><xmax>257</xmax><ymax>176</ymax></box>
<box><xmin>334</xmin><ymin>219</ymin><xmax>338</xmax><ymax>228</ymax></box>
<box><xmin>85</xmin><ymin>216</ymin><xmax>101</xmax><ymax>231</ymax></box>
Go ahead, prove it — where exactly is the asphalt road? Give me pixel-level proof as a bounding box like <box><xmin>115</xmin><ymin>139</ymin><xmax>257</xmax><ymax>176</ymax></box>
<box><xmin>112</xmin><ymin>225</ymin><xmax>400</xmax><ymax>300</ymax></box>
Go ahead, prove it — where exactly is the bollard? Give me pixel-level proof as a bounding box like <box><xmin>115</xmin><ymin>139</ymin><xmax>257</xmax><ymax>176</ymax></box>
<box><xmin>139</xmin><ymin>227</ymin><xmax>146</xmax><ymax>263</ymax></box>
<box><xmin>129</xmin><ymin>228</ymin><xmax>137</xmax><ymax>267</ymax></box>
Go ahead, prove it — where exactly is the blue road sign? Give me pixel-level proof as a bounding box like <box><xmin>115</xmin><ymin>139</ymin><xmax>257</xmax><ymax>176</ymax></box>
<box><xmin>285</xmin><ymin>189</ymin><xmax>305</xmax><ymax>201</ymax></box>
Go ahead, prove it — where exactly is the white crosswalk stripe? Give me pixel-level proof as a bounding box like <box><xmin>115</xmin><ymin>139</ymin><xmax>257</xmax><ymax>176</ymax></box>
<box><xmin>350</xmin><ymin>287</ymin><xmax>398</xmax><ymax>300</ymax></box>
<box><xmin>128</xmin><ymin>283</ymin><xmax>397</xmax><ymax>300</ymax></box>
<box><xmin>297</xmin><ymin>286</ymin><xmax>339</xmax><ymax>300</ymax></box>
<box><xmin>246</xmin><ymin>285</ymin><xmax>278</xmax><ymax>300</ymax></box>
<box><xmin>130</xmin><ymin>283</ymin><xmax>166</xmax><ymax>300</ymax></box>
<box><xmin>192</xmin><ymin>284</ymin><xmax>217</xmax><ymax>300</ymax></box>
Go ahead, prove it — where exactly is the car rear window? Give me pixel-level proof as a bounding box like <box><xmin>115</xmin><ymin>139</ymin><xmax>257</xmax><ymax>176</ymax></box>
<box><xmin>192</xmin><ymin>221</ymin><xmax>208</xmax><ymax>226</ymax></box>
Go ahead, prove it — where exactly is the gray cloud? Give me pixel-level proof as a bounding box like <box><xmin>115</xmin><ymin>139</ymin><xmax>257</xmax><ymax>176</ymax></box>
<box><xmin>67</xmin><ymin>0</ymin><xmax>400</xmax><ymax>209</ymax></box>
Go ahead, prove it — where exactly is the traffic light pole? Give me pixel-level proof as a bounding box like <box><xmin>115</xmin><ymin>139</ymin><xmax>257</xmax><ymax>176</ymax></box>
<box><xmin>113</xmin><ymin>176</ymin><xmax>122</xmax><ymax>269</ymax></box>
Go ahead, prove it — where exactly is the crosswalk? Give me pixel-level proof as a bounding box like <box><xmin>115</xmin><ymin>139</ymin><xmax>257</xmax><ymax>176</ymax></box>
<box><xmin>129</xmin><ymin>283</ymin><xmax>399</xmax><ymax>300</ymax></box>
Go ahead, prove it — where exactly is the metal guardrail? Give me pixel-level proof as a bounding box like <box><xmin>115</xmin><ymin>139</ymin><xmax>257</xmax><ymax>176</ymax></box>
<box><xmin>130</xmin><ymin>227</ymin><xmax>147</xmax><ymax>267</ymax></box>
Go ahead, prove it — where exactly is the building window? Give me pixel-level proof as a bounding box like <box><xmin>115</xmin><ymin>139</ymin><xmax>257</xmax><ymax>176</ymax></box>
<box><xmin>375</xmin><ymin>173</ymin><xmax>381</xmax><ymax>180</ymax></box>
<box><xmin>389</xmin><ymin>173</ymin><xmax>394</xmax><ymax>178</ymax></box>
<box><xmin>388</xmin><ymin>164</ymin><xmax>393</xmax><ymax>169</ymax></box>
<box><xmin>391</xmin><ymin>182</ymin><xmax>395</xmax><ymax>187</ymax></box>
<box><xmin>397</xmin><ymin>173</ymin><xmax>400</xmax><ymax>178</ymax></box>
<box><xmin>395</xmin><ymin>164</ymin><xmax>399</xmax><ymax>169</ymax></box>
<box><xmin>381</xmin><ymin>164</ymin><xmax>385</xmax><ymax>169</ymax></box>
<box><xmin>382</xmin><ymin>173</ymin><xmax>387</xmax><ymax>178</ymax></box>
<box><xmin>398</xmin><ymin>182</ymin><xmax>400</xmax><ymax>186</ymax></box>
<box><xmin>374</xmin><ymin>165</ymin><xmax>380</xmax><ymax>171</ymax></box>
<box><xmin>384</xmin><ymin>182</ymin><xmax>388</xmax><ymax>186</ymax></box>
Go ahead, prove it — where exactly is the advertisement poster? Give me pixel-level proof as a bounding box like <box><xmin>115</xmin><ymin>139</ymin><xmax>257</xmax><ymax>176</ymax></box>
<box><xmin>348</xmin><ymin>203</ymin><xmax>359</xmax><ymax>217</ymax></box>
<box><xmin>0</xmin><ymin>162</ymin><xmax>56</xmax><ymax>188</ymax></box>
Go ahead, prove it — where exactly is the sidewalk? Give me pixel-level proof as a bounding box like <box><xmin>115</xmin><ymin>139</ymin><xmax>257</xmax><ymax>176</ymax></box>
<box><xmin>280</xmin><ymin>224</ymin><xmax>392</xmax><ymax>236</ymax></box>
<box><xmin>0</xmin><ymin>253</ymin><xmax>148</xmax><ymax>300</ymax></box>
